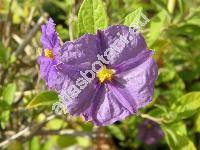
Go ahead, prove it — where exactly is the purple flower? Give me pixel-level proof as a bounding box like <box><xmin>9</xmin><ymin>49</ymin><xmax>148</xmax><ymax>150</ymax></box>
<box><xmin>138</xmin><ymin>119</ymin><xmax>164</xmax><ymax>145</ymax></box>
<box><xmin>58</xmin><ymin>25</ymin><xmax>158</xmax><ymax>126</ymax></box>
<box><xmin>38</xmin><ymin>18</ymin><xmax>64</xmax><ymax>91</ymax></box>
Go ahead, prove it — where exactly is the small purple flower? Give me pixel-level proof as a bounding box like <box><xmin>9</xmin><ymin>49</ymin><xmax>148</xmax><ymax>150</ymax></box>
<box><xmin>138</xmin><ymin>119</ymin><xmax>164</xmax><ymax>145</ymax></box>
<box><xmin>38</xmin><ymin>18</ymin><xmax>64</xmax><ymax>91</ymax></box>
<box><xmin>58</xmin><ymin>25</ymin><xmax>158</xmax><ymax>126</ymax></box>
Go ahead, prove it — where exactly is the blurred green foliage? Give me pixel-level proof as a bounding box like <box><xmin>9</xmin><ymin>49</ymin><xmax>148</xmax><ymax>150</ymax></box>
<box><xmin>0</xmin><ymin>0</ymin><xmax>200</xmax><ymax>149</ymax></box>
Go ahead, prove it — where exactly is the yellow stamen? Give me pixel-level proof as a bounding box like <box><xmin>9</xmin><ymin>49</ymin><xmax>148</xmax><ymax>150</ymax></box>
<box><xmin>97</xmin><ymin>66</ymin><xmax>115</xmax><ymax>83</ymax></box>
<box><xmin>147</xmin><ymin>124</ymin><xmax>152</xmax><ymax>129</ymax></box>
<box><xmin>44</xmin><ymin>49</ymin><xmax>54</xmax><ymax>59</ymax></box>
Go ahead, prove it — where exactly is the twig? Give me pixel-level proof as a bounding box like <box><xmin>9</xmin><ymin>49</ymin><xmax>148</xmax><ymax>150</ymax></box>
<box><xmin>0</xmin><ymin>115</ymin><xmax>54</xmax><ymax>148</ymax></box>
<box><xmin>2</xmin><ymin>0</ymin><xmax>13</xmax><ymax>47</ymax></box>
<box><xmin>94</xmin><ymin>127</ymin><xmax>115</xmax><ymax>150</ymax></box>
<box><xmin>0</xmin><ymin>127</ymin><xmax>30</xmax><ymax>147</ymax></box>
<box><xmin>68</xmin><ymin>0</ymin><xmax>76</xmax><ymax>41</ymax></box>
<box><xmin>0</xmin><ymin>68</ymin><xmax>8</xmax><ymax>85</ymax></box>
<box><xmin>140</xmin><ymin>114</ymin><xmax>166</xmax><ymax>124</ymax></box>
<box><xmin>24</xmin><ymin>115</ymin><xmax>55</xmax><ymax>141</ymax></box>
<box><xmin>0</xmin><ymin>114</ymin><xmax>94</xmax><ymax>148</ymax></box>
<box><xmin>25</xmin><ymin>7</ymin><xmax>36</xmax><ymax>33</ymax></box>
<box><xmin>14</xmin><ymin>14</ymin><xmax>48</xmax><ymax>55</ymax></box>
<box><xmin>36</xmin><ymin>129</ymin><xmax>92</xmax><ymax>137</ymax></box>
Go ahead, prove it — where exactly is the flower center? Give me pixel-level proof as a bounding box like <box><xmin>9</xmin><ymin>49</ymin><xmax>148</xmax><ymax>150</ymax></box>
<box><xmin>147</xmin><ymin>124</ymin><xmax>152</xmax><ymax>129</ymax></box>
<box><xmin>44</xmin><ymin>49</ymin><xmax>54</xmax><ymax>59</ymax></box>
<box><xmin>97</xmin><ymin>66</ymin><xmax>115</xmax><ymax>83</ymax></box>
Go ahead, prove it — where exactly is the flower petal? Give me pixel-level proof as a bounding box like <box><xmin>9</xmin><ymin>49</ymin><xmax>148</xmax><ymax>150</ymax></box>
<box><xmin>46</xmin><ymin>65</ymin><xmax>66</xmax><ymax>91</ymax></box>
<box><xmin>41</xmin><ymin>18</ymin><xmax>60</xmax><ymax>55</ymax></box>
<box><xmin>138</xmin><ymin>120</ymin><xmax>164</xmax><ymax>145</ymax></box>
<box><xmin>38</xmin><ymin>56</ymin><xmax>52</xmax><ymax>80</ymax></box>
<box><xmin>60</xmin><ymin>79</ymin><xmax>99</xmax><ymax>116</ymax></box>
<box><xmin>60</xmin><ymin>34</ymin><xmax>101</xmax><ymax>67</ymax></box>
<box><xmin>114</xmin><ymin>56</ymin><xmax>158</xmax><ymax>109</ymax></box>
<box><xmin>114</xmin><ymin>50</ymin><xmax>154</xmax><ymax>73</ymax></box>
<box><xmin>91</xmin><ymin>84</ymin><xmax>132</xmax><ymax>126</ymax></box>
<box><xmin>100</xmin><ymin>25</ymin><xmax>147</xmax><ymax>66</ymax></box>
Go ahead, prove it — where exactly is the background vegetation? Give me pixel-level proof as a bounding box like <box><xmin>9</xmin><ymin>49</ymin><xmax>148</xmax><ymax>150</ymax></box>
<box><xmin>0</xmin><ymin>0</ymin><xmax>200</xmax><ymax>149</ymax></box>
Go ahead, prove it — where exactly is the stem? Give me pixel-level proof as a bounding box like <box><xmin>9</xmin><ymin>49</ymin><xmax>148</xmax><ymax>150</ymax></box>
<box><xmin>14</xmin><ymin>13</ymin><xmax>48</xmax><ymax>55</ymax></box>
<box><xmin>140</xmin><ymin>114</ymin><xmax>166</xmax><ymax>124</ymax></box>
<box><xmin>2</xmin><ymin>0</ymin><xmax>13</xmax><ymax>48</ymax></box>
<box><xmin>167</xmin><ymin>0</ymin><xmax>176</xmax><ymax>14</ymax></box>
<box><xmin>0</xmin><ymin>127</ymin><xmax>30</xmax><ymax>147</ymax></box>
<box><xmin>68</xmin><ymin>0</ymin><xmax>76</xmax><ymax>41</ymax></box>
<box><xmin>0</xmin><ymin>115</ymin><xmax>55</xmax><ymax>148</ymax></box>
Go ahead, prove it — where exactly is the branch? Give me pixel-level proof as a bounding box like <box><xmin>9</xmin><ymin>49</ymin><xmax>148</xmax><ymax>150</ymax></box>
<box><xmin>140</xmin><ymin>114</ymin><xmax>166</xmax><ymax>124</ymax></box>
<box><xmin>2</xmin><ymin>0</ymin><xmax>13</xmax><ymax>47</ymax></box>
<box><xmin>14</xmin><ymin>14</ymin><xmax>48</xmax><ymax>55</ymax></box>
<box><xmin>0</xmin><ymin>115</ymin><xmax>55</xmax><ymax>148</ymax></box>
<box><xmin>36</xmin><ymin>129</ymin><xmax>92</xmax><ymax>137</ymax></box>
<box><xmin>0</xmin><ymin>127</ymin><xmax>30</xmax><ymax>147</ymax></box>
<box><xmin>68</xmin><ymin>0</ymin><xmax>77</xmax><ymax>41</ymax></box>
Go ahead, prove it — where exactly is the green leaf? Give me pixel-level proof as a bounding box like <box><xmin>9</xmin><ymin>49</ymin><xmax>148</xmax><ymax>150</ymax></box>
<box><xmin>29</xmin><ymin>137</ymin><xmax>40</xmax><ymax>150</ymax></box>
<box><xmin>162</xmin><ymin>122</ymin><xmax>196</xmax><ymax>150</ymax></box>
<box><xmin>151</xmin><ymin>0</ymin><xmax>169</xmax><ymax>14</ymax></box>
<box><xmin>42</xmin><ymin>138</ymin><xmax>55</xmax><ymax>150</ymax></box>
<box><xmin>78</xmin><ymin>0</ymin><xmax>108</xmax><ymax>36</ymax></box>
<box><xmin>82</xmin><ymin>122</ymin><xmax>93</xmax><ymax>132</ymax></box>
<box><xmin>77</xmin><ymin>137</ymin><xmax>91</xmax><ymax>148</ymax></box>
<box><xmin>170</xmin><ymin>24</ymin><xmax>200</xmax><ymax>37</ymax></box>
<box><xmin>7</xmin><ymin>140</ymin><xmax>23</xmax><ymax>150</ymax></box>
<box><xmin>108</xmin><ymin>125</ymin><xmax>125</xmax><ymax>141</ymax></box>
<box><xmin>0</xmin><ymin>100</ymin><xmax>10</xmax><ymax>112</ymax></box>
<box><xmin>194</xmin><ymin>112</ymin><xmax>200</xmax><ymax>133</ymax></box>
<box><xmin>187</xmin><ymin>12</ymin><xmax>200</xmax><ymax>26</ymax></box>
<box><xmin>2</xmin><ymin>83</ymin><xmax>16</xmax><ymax>105</ymax></box>
<box><xmin>0</xmin><ymin>42</ymin><xmax>9</xmax><ymax>64</ymax></box>
<box><xmin>124</xmin><ymin>7</ymin><xmax>143</xmax><ymax>26</ymax></box>
<box><xmin>157</xmin><ymin>67</ymin><xmax>176</xmax><ymax>84</ymax></box>
<box><xmin>56</xmin><ymin>25</ymin><xmax>69</xmax><ymax>40</ymax></box>
<box><xmin>172</xmin><ymin>136</ymin><xmax>197</xmax><ymax>150</ymax></box>
<box><xmin>57</xmin><ymin>135</ymin><xmax>77</xmax><ymax>148</ymax></box>
<box><xmin>0</xmin><ymin>110</ymin><xmax>10</xmax><ymax>129</ymax></box>
<box><xmin>46</xmin><ymin>118</ymin><xmax>64</xmax><ymax>130</ymax></box>
<box><xmin>26</xmin><ymin>91</ymin><xmax>59</xmax><ymax>109</ymax></box>
<box><xmin>178</xmin><ymin>0</ymin><xmax>185</xmax><ymax>14</ymax></box>
<box><xmin>171</xmin><ymin>92</ymin><xmax>200</xmax><ymax>119</ymax></box>
<box><xmin>147</xmin><ymin>11</ymin><xmax>166</xmax><ymax>47</ymax></box>
<box><xmin>148</xmin><ymin>107</ymin><xmax>167</xmax><ymax>119</ymax></box>
<box><xmin>48</xmin><ymin>0</ymin><xmax>68</xmax><ymax>12</ymax></box>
